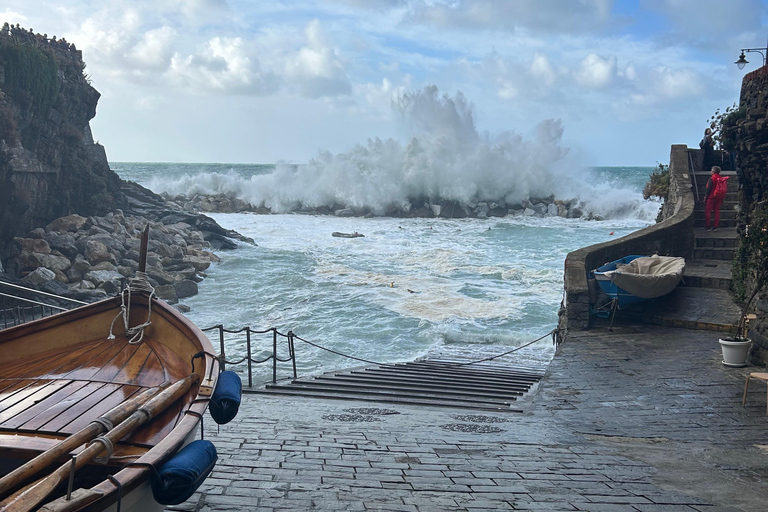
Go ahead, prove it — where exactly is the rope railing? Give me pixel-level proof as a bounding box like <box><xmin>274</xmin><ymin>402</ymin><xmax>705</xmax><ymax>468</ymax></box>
<box><xmin>201</xmin><ymin>324</ymin><xmax>555</xmax><ymax>388</ymax></box>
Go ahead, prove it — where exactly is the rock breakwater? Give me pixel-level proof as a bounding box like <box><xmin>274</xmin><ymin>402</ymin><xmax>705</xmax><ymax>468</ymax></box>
<box><xmin>164</xmin><ymin>192</ymin><xmax>604</xmax><ymax>220</ymax></box>
<box><xmin>6</xmin><ymin>211</ymin><xmax>226</xmax><ymax>304</ymax></box>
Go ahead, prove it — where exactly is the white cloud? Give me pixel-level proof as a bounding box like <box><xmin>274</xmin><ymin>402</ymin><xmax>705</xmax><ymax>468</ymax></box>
<box><xmin>169</xmin><ymin>36</ymin><xmax>280</xmax><ymax>95</ymax></box>
<box><xmin>0</xmin><ymin>9</ymin><xmax>27</xmax><ymax>26</ymax></box>
<box><xmin>575</xmin><ymin>53</ymin><xmax>616</xmax><ymax>88</ymax></box>
<box><xmin>284</xmin><ymin>19</ymin><xmax>352</xmax><ymax>98</ymax></box>
<box><xmin>530</xmin><ymin>53</ymin><xmax>555</xmax><ymax>86</ymax></box>
<box><xmin>128</xmin><ymin>25</ymin><xmax>177</xmax><ymax>70</ymax></box>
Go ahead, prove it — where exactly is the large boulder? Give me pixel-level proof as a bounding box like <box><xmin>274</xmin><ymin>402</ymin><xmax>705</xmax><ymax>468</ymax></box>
<box><xmin>14</xmin><ymin>238</ymin><xmax>51</xmax><ymax>255</ymax></box>
<box><xmin>174</xmin><ymin>279</ymin><xmax>198</xmax><ymax>299</ymax></box>
<box><xmin>43</xmin><ymin>232</ymin><xmax>79</xmax><ymax>259</ymax></box>
<box><xmin>22</xmin><ymin>267</ymin><xmax>56</xmax><ymax>286</ymax></box>
<box><xmin>84</xmin><ymin>269</ymin><xmax>123</xmax><ymax>291</ymax></box>
<box><xmin>46</xmin><ymin>214</ymin><xmax>87</xmax><ymax>233</ymax></box>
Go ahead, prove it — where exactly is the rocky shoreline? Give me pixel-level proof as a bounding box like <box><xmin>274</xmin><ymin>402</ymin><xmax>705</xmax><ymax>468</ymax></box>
<box><xmin>164</xmin><ymin>191</ymin><xmax>605</xmax><ymax>220</ymax></box>
<box><xmin>2</xmin><ymin>208</ymin><xmax>248</xmax><ymax>307</ymax></box>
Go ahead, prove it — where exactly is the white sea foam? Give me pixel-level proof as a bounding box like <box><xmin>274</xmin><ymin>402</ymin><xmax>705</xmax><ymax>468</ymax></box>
<box><xmin>144</xmin><ymin>86</ymin><xmax>659</xmax><ymax>221</ymax></box>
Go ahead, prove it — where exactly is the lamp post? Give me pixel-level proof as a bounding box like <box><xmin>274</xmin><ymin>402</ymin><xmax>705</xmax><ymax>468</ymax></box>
<box><xmin>735</xmin><ymin>48</ymin><xmax>767</xmax><ymax>69</ymax></box>
<box><xmin>736</xmin><ymin>32</ymin><xmax>768</xmax><ymax>69</ymax></box>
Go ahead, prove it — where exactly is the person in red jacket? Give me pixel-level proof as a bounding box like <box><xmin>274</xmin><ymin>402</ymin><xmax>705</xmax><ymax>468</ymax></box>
<box><xmin>704</xmin><ymin>166</ymin><xmax>728</xmax><ymax>231</ymax></box>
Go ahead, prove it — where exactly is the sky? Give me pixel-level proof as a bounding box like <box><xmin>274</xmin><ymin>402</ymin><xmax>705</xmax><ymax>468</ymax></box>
<box><xmin>2</xmin><ymin>0</ymin><xmax>767</xmax><ymax>166</ymax></box>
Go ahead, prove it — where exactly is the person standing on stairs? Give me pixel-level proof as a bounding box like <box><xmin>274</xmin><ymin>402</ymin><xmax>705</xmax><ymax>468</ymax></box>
<box><xmin>704</xmin><ymin>165</ymin><xmax>729</xmax><ymax>231</ymax></box>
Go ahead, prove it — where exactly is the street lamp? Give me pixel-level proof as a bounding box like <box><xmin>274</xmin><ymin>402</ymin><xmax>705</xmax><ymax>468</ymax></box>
<box><xmin>735</xmin><ymin>48</ymin><xmax>766</xmax><ymax>69</ymax></box>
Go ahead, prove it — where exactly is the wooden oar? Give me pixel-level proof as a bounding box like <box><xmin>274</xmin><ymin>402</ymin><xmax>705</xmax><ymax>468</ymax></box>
<box><xmin>0</xmin><ymin>375</ymin><xmax>199</xmax><ymax>512</ymax></box>
<box><xmin>0</xmin><ymin>383</ymin><xmax>168</xmax><ymax>498</ymax></box>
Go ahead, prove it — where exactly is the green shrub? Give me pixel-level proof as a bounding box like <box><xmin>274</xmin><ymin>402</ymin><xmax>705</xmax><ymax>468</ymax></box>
<box><xmin>0</xmin><ymin>41</ymin><xmax>59</xmax><ymax>115</ymax></box>
<box><xmin>643</xmin><ymin>163</ymin><xmax>670</xmax><ymax>201</ymax></box>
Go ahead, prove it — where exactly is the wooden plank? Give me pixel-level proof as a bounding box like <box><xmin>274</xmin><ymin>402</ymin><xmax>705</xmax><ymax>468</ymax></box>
<box><xmin>0</xmin><ymin>342</ymin><xmax>100</xmax><ymax>379</ymax></box>
<box><xmin>0</xmin><ymin>380</ymin><xmax>72</xmax><ymax>425</ymax></box>
<box><xmin>0</xmin><ymin>381</ymin><xmax>53</xmax><ymax>415</ymax></box>
<box><xmin>89</xmin><ymin>342</ymin><xmax>143</xmax><ymax>383</ymax></box>
<box><xmin>0</xmin><ymin>381</ymin><xmax>90</xmax><ymax>430</ymax></box>
<box><xmin>111</xmin><ymin>343</ymin><xmax>152</xmax><ymax>384</ymax></box>
<box><xmin>60</xmin><ymin>340</ymin><xmax>131</xmax><ymax>381</ymax></box>
<box><xmin>132</xmin><ymin>351</ymin><xmax>165</xmax><ymax>388</ymax></box>
<box><xmin>57</xmin><ymin>384</ymin><xmax>140</xmax><ymax>434</ymax></box>
<box><xmin>0</xmin><ymin>379</ymin><xmax>27</xmax><ymax>398</ymax></box>
<box><xmin>17</xmin><ymin>382</ymin><xmax>108</xmax><ymax>432</ymax></box>
<box><xmin>145</xmin><ymin>340</ymin><xmax>191</xmax><ymax>382</ymax></box>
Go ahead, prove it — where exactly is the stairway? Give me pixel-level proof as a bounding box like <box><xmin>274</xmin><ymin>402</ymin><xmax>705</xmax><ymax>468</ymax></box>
<box><xmin>615</xmin><ymin>164</ymin><xmax>742</xmax><ymax>331</ymax></box>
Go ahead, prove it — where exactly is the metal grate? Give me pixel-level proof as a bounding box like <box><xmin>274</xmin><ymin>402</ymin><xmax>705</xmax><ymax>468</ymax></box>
<box><xmin>257</xmin><ymin>359</ymin><xmax>545</xmax><ymax>412</ymax></box>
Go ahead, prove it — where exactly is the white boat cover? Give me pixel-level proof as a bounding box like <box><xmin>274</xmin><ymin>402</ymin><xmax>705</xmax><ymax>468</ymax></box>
<box><xmin>609</xmin><ymin>255</ymin><xmax>685</xmax><ymax>299</ymax></box>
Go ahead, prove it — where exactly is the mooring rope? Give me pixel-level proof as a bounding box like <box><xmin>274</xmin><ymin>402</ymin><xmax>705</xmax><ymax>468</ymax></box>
<box><xmin>108</xmin><ymin>271</ymin><xmax>156</xmax><ymax>344</ymax></box>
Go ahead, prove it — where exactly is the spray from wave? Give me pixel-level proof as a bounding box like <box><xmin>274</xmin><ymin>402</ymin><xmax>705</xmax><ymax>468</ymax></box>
<box><xmin>147</xmin><ymin>86</ymin><xmax>658</xmax><ymax>221</ymax></box>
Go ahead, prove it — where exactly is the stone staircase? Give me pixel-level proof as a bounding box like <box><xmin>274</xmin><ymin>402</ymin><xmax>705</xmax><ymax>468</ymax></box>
<box><xmin>613</xmin><ymin>165</ymin><xmax>742</xmax><ymax>332</ymax></box>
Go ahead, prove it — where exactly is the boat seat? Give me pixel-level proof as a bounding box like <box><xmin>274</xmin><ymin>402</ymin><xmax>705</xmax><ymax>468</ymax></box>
<box><xmin>741</xmin><ymin>373</ymin><xmax>768</xmax><ymax>415</ymax></box>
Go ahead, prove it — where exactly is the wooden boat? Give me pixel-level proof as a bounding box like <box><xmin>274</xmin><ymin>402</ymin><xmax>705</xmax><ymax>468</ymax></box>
<box><xmin>0</xmin><ymin>252</ymin><xmax>218</xmax><ymax>511</ymax></box>
<box><xmin>592</xmin><ymin>254</ymin><xmax>685</xmax><ymax>309</ymax></box>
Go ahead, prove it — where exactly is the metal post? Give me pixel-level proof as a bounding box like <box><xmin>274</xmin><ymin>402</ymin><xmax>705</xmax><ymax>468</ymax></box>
<box><xmin>289</xmin><ymin>331</ymin><xmax>297</xmax><ymax>380</ymax></box>
<box><xmin>218</xmin><ymin>324</ymin><xmax>225</xmax><ymax>371</ymax></box>
<box><xmin>66</xmin><ymin>455</ymin><xmax>77</xmax><ymax>500</ymax></box>
<box><xmin>272</xmin><ymin>328</ymin><xmax>278</xmax><ymax>384</ymax></box>
<box><xmin>246</xmin><ymin>327</ymin><xmax>253</xmax><ymax>388</ymax></box>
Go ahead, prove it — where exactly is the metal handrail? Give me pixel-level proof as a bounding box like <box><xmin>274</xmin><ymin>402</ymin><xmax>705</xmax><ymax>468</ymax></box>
<box><xmin>0</xmin><ymin>281</ymin><xmax>88</xmax><ymax>305</ymax></box>
<box><xmin>689</xmin><ymin>151</ymin><xmax>700</xmax><ymax>202</ymax></box>
<box><xmin>0</xmin><ymin>282</ymin><xmax>88</xmax><ymax>330</ymax></box>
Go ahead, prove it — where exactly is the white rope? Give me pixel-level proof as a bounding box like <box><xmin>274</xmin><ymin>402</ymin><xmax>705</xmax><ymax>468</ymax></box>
<box><xmin>107</xmin><ymin>271</ymin><xmax>156</xmax><ymax>344</ymax></box>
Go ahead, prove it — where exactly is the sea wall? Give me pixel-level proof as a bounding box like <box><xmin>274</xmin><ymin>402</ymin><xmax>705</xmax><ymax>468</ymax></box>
<box><xmin>559</xmin><ymin>144</ymin><xmax>694</xmax><ymax>335</ymax></box>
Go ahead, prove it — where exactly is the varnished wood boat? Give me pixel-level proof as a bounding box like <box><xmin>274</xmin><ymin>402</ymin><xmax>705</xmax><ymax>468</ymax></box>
<box><xmin>0</xmin><ymin>283</ymin><xmax>218</xmax><ymax>511</ymax></box>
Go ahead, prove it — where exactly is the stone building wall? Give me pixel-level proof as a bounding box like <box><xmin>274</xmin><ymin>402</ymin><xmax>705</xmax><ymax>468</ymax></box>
<box><xmin>726</xmin><ymin>67</ymin><xmax>768</xmax><ymax>357</ymax></box>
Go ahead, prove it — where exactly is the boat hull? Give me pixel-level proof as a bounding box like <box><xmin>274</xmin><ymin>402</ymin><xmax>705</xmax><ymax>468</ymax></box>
<box><xmin>0</xmin><ymin>292</ymin><xmax>217</xmax><ymax>511</ymax></box>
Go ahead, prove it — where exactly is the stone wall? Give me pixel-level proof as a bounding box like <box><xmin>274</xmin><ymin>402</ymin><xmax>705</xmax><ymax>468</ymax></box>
<box><xmin>558</xmin><ymin>144</ymin><xmax>694</xmax><ymax>336</ymax></box>
<box><xmin>726</xmin><ymin>67</ymin><xmax>768</xmax><ymax>358</ymax></box>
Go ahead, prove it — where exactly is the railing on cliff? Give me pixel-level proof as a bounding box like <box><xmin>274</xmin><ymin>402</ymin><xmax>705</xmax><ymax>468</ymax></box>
<box><xmin>559</xmin><ymin>144</ymin><xmax>696</xmax><ymax>335</ymax></box>
<box><xmin>0</xmin><ymin>281</ymin><xmax>87</xmax><ymax>330</ymax></box>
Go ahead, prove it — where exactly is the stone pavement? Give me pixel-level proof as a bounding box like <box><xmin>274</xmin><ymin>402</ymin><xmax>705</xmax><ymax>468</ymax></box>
<box><xmin>169</xmin><ymin>322</ymin><xmax>768</xmax><ymax>512</ymax></box>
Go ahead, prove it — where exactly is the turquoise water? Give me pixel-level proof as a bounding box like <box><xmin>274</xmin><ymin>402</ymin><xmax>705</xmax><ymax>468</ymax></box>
<box><xmin>112</xmin><ymin>163</ymin><xmax>657</xmax><ymax>385</ymax></box>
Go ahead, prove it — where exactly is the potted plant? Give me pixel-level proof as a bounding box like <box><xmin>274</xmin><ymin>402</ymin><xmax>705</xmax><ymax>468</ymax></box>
<box><xmin>721</xmin><ymin>204</ymin><xmax>768</xmax><ymax>366</ymax></box>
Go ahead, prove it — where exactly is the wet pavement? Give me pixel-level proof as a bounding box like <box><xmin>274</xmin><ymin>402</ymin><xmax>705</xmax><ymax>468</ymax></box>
<box><xmin>168</xmin><ymin>320</ymin><xmax>768</xmax><ymax>512</ymax></box>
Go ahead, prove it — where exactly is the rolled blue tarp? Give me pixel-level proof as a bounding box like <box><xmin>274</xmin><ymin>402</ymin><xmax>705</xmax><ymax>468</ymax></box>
<box><xmin>209</xmin><ymin>370</ymin><xmax>242</xmax><ymax>425</ymax></box>
<box><xmin>151</xmin><ymin>439</ymin><xmax>217</xmax><ymax>505</ymax></box>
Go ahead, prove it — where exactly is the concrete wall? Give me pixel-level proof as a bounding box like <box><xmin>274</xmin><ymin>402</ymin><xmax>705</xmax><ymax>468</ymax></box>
<box><xmin>558</xmin><ymin>144</ymin><xmax>694</xmax><ymax>336</ymax></box>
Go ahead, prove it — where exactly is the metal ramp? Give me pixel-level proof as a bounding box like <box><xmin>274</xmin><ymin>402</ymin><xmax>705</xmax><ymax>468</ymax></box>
<box><xmin>257</xmin><ymin>360</ymin><xmax>546</xmax><ymax>412</ymax></box>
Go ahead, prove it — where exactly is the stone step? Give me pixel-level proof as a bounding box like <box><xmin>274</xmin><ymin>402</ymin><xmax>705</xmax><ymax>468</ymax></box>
<box><xmin>694</xmin><ymin>230</ymin><xmax>740</xmax><ymax>248</ymax></box>
<box><xmin>693</xmin><ymin>247</ymin><xmax>735</xmax><ymax>260</ymax></box>
<box><xmin>694</xmin><ymin>210</ymin><xmax>737</xmax><ymax>221</ymax></box>
<box><xmin>618</xmin><ymin>287</ymin><xmax>739</xmax><ymax>332</ymax></box>
<box><xmin>694</xmin><ymin>219</ymin><xmax>738</xmax><ymax>228</ymax></box>
<box><xmin>682</xmin><ymin>259</ymin><xmax>733</xmax><ymax>290</ymax></box>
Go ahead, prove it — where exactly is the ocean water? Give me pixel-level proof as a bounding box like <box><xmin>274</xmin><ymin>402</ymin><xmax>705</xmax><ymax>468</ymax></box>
<box><xmin>112</xmin><ymin>162</ymin><xmax>657</xmax><ymax>386</ymax></box>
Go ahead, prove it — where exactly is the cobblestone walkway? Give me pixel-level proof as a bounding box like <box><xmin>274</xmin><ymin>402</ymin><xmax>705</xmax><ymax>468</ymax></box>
<box><xmin>170</xmin><ymin>323</ymin><xmax>768</xmax><ymax>511</ymax></box>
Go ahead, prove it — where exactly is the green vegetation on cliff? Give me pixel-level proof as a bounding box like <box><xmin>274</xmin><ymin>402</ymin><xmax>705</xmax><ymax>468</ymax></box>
<box><xmin>0</xmin><ymin>42</ymin><xmax>59</xmax><ymax>115</ymax></box>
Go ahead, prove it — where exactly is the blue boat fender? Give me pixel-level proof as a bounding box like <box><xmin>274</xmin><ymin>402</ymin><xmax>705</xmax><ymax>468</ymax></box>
<box><xmin>209</xmin><ymin>370</ymin><xmax>242</xmax><ymax>425</ymax></box>
<box><xmin>151</xmin><ymin>439</ymin><xmax>217</xmax><ymax>505</ymax></box>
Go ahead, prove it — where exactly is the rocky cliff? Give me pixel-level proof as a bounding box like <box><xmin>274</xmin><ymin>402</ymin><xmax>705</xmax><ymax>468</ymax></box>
<box><xmin>0</xmin><ymin>24</ymin><xmax>121</xmax><ymax>264</ymax></box>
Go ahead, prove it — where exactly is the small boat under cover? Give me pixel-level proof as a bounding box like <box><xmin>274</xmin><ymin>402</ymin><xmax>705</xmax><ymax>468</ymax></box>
<box><xmin>592</xmin><ymin>254</ymin><xmax>685</xmax><ymax>309</ymax></box>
